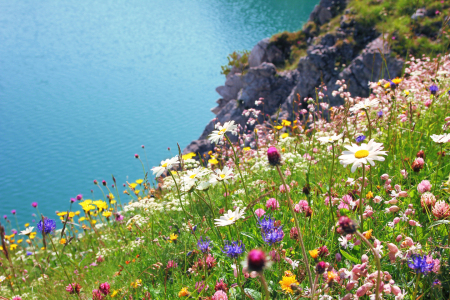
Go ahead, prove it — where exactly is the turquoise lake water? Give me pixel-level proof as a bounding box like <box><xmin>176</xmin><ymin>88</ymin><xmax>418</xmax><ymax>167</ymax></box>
<box><xmin>0</xmin><ymin>0</ymin><xmax>317</xmax><ymax>227</ymax></box>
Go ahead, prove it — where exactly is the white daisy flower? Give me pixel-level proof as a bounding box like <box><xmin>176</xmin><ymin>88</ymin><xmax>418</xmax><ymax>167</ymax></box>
<box><xmin>338</xmin><ymin>139</ymin><xmax>387</xmax><ymax>173</ymax></box>
<box><xmin>20</xmin><ymin>227</ymin><xmax>34</xmax><ymax>236</ymax></box>
<box><xmin>317</xmin><ymin>133</ymin><xmax>343</xmax><ymax>144</ymax></box>
<box><xmin>182</xmin><ymin>167</ymin><xmax>207</xmax><ymax>184</ymax></box>
<box><xmin>210</xmin><ymin>166</ymin><xmax>234</xmax><ymax>183</ymax></box>
<box><xmin>214</xmin><ymin>207</ymin><xmax>246</xmax><ymax>226</ymax></box>
<box><xmin>151</xmin><ymin>156</ymin><xmax>179</xmax><ymax>177</ymax></box>
<box><xmin>196</xmin><ymin>181</ymin><xmax>211</xmax><ymax>191</ymax></box>
<box><xmin>208</xmin><ymin>121</ymin><xmax>238</xmax><ymax>144</ymax></box>
<box><xmin>430</xmin><ymin>133</ymin><xmax>450</xmax><ymax>144</ymax></box>
<box><xmin>349</xmin><ymin>99</ymin><xmax>379</xmax><ymax>113</ymax></box>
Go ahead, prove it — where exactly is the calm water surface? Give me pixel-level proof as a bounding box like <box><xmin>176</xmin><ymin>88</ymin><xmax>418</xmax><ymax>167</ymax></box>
<box><xmin>0</xmin><ymin>0</ymin><xmax>318</xmax><ymax>226</ymax></box>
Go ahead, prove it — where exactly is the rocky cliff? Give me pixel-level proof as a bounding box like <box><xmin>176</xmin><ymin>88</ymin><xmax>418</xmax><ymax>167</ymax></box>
<box><xmin>183</xmin><ymin>0</ymin><xmax>408</xmax><ymax>157</ymax></box>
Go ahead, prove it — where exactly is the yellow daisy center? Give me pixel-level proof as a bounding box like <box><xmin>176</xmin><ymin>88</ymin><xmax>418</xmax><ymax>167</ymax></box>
<box><xmin>355</xmin><ymin>150</ymin><xmax>369</xmax><ymax>158</ymax></box>
<box><xmin>189</xmin><ymin>174</ymin><xmax>197</xmax><ymax>179</ymax></box>
<box><xmin>162</xmin><ymin>163</ymin><xmax>168</xmax><ymax>167</ymax></box>
<box><xmin>228</xmin><ymin>216</ymin><xmax>234</xmax><ymax>221</ymax></box>
<box><xmin>218</xmin><ymin>128</ymin><xmax>227</xmax><ymax>135</ymax></box>
<box><xmin>220</xmin><ymin>174</ymin><xmax>226</xmax><ymax>179</ymax></box>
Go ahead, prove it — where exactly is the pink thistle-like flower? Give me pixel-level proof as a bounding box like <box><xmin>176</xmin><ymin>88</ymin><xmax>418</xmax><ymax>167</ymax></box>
<box><xmin>265</xmin><ymin>198</ymin><xmax>280</xmax><ymax>210</ymax></box>
<box><xmin>279</xmin><ymin>184</ymin><xmax>290</xmax><ymax>193</ymax></box>
<box><xmin>254</xmin><ymin>208</ymin><xmax>265</xmax><ymax>218</ymax></box>
<box><xmin>31</xmin><ymin>202</ymin><xmax>38</xmax><ymax>208</ymax></box>
<box><xmin>99</xmin><ymin>282</ymin><xmax>110</xmax><ymax>295</ymax></box>
<box><xmin>167</xmin><ymin>260</ymin><xmax>178</xmax><ymax>269</ymax></box>
<box><xmin>267</xmin><ymin>146</ymin><xmax>281</xmax><ymax>166</ymax></box>
<box><xmin>420</xmin><ymin>192</ymin><xmax>436</xmax><ymax>208</ymax></box>
<box><xmin>247</xmin><ymin>249</ymin><xmax>267</xmax><ymax>272</ymax></box>
<box><xmin>212</xmin><ymin>290</ymin><xmax>228</xmax><ymax>300</ymax></box>
<box><xmin>214</xmin><ymin>279</ymin><xmax>228</xmax><ymax>292</ymax></box>
<box><xmin>411</xmin><ymin>157</ymin><xmax>424</xmax><ymax>172</ymax></box>
<box><xmin>432</xmin><ymin>201</ymin><xmax>450</xmax><ymax>219</ymax></box>
<box><xmin>417</xmin><ymin>180</ymin><xmax>432</xmax><ymax>194</ymax></box>
<box><xmin>92</xmin><ymin>289</ymin><xmax>105</xmax><ymax>300</ymax></box>
<box><xmin>425</xmin><ymin>99</ymin><xmax>432</xmax><ymax>107</ymax></box>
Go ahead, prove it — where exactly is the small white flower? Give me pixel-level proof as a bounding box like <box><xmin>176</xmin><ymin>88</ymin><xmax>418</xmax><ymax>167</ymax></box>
<box><xmin>317</xmin><ymin>133</ymin><xmax>343</xmax><ymax>144</ymax></box>
<box><xmin>349</xmin><ymin>99</ymin><xmax>379</xmax><ymax>113</ymax></box>
<box><xmin>210</xmin><ymin>166</ymin><xmax>234</xmax><ymax>183</ymax></box>
<box><xmin>339</xmin><ymin>139</ymin><xmax>387</xmax><ymax>173</ymax></box>
<box><xmin>196</xmin><ymin>181</ymin><xmax>211</xmax><ymax>191</ymax></box>
<box><xmin>20</xmin><ymin>227</ymin><xmax>34</xmax><ymax>236</ymax></box>
<box><xmin>151</xmin><ymin>156</ymin><xmax>179</xmax><ymax>177</ymax></box>
<box><xmin>208</xmin><ymin>121</ymin><xmax>238</xmax><ymax>144</ymax></box>
<box><xmin>214</xmin><ymin>207</ymin><xmax>246</xmax><ymax>227</ymax></box>
<box><xmin>0</xmin><ymin>275</ymin><xmax>5</xmax><ymax>282</ymax></box>
<box><xmin>338</xmin><ymin>236</ymin><xmax>348</xmax><ymax>248</ymax></box>
<box><xmin>430</xmin><ymin>133</ymin><xmax>450</xmax><ymax>144</ymax></box>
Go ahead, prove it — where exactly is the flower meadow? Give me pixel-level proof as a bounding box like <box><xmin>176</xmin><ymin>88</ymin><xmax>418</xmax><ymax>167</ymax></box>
<box><xmin>1</xmin><ymin>54</ymin><xmax>450</xmax><ymax>300</ymax></box>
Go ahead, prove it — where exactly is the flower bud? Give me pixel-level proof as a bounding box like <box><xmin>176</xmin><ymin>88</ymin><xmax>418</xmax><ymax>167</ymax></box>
<box><xmin>247</xmin><ymin>249</ymin><xmax>266</xmax><ymax>272</ymax></box>
<box><xmin>102</xmin><ymin>180</ymin><xmax>107</xmax><ymax>186</ymax></box>
<box><xmin>267</xmin><ymin>146</ymin><xmax>281</xmax><ymax>166</ymax></box>
<box><xmin>315</xmin><ymin>261</ymin><xmax>326</xmax><ymax>274</ymax></box>
<box><xmin>338</xmin><ymin>216</ymin><xmax>357</xmax><ymax>234</ymax></box>
<box><xmin>416</xmin><ymin>150</ymin><xmax>425</xmax><ymax>159</ymax></box>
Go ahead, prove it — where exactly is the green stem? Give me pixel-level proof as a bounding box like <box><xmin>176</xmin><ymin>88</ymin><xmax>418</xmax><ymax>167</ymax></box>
<box><xmin>433</xmin><ymin>144</ymin><xmax>443</xmax><ymax>194</ymax></box>
<box><xmin>169</xmin><ymin>172</ymin><xmax>193</xmax><ymax>219</ymax></box>
<box><xmin>259</xmin><ymin>271</ymin><xmax>270</xmax><ymax>300</ymax></box>
<box><xmin>276</xmin><ymin>165</ymin><xmax>313</xmax><ymax>292</ymax></box>
<box><xmin>224</xmin><ymin>134</ymin><xmax>250</xmax><ymax>204</ymax></box>
<box><xmin>360</xmin><ymin>165</ymin><xmax>366</xmax><ymax>257</ymax></box>
<box><xmin>412</xmin><ymin>272</ymin><xmax>421</xmax><ymax>299</ymax></box>
<box><xmin>328</xmin><ymin>144</ymin><xmax>336</xmax><ymax>225</ymax></box>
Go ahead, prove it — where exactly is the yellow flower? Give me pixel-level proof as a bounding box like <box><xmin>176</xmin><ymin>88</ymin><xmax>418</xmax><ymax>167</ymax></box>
<box><xmin>108</xmin><ymin>193</ymin><xmax>115</xmax><ymax>199</ymax></box>
<box><xmin>5</xmin><ymin>234</ymin><xmax>15</xmax><ymax>241</ymax></box>
<box><xmin>93</xmin><ymin>200</ymin><xmax>108</xmax><ymax>212</ymax></box>
<box><xmin>111</xmin><ymin>290</ymin><xmax>119</xmax><ymax>298</ymax></box>
<box><xmin>404</xmin><ymin>90</ymin><xmax>410</xmax><ymax>96</ymax></box>
<box><xmin>129</xmin><ymin>183</ymin><xmax>138</xmax><ymax>189</ymax></box>
<box><xmin>10</xmin><ymin>244</ymin><xmax>18</xmax><ymax>250</ymax></box>
<box><xmin>60</xmin><ymin>238</ymin><xmax>66</xmax><ymax>245</ymax></box>
<box><xmin>274</xmin><ymin>125</ymin><xmax>283</xmax><ymax>130</ymax></box>
<box><xmin>309</xmin><ymin>249</ymin><xmax>319</xmax><ymax>259</ymax></box>
<box><xmin>366</xmin><ymin>191</ymin><xmax>374</xmax><ymax>199</ymax></box>
<box><xmin>178</xmin><ymin>287</ymin><xmax>190</xmax><ymax>297</ymax></box>
<box><xmin>281</xmin><ymin>120</ymin><xmax>291</xmax><ymax>126</ymax></box>
<box><xmin>25</xmin><ymin>223</ymin><xmax>29</xmax><ymax>227</ymax></box>
<box><xmin>79</xmin><ymin>200</ymin><xmax>92</xmax><ymax>207</ymax></box>
<box><xmin>291</xmin><ymin>218</ymin><xmax>294</xmax><ymax>223</ymax></box>
<box><xmin>182</xmin><ymin>152</ymin><xmax>196</xmax><ymax>160</ymax></box>
<box><xmin>364</xmin><ymin>229</ymin><xmax>373</xmax><ymax>240</ymax></box>
<box><xmin>383</xmin><ymin>83</ymin><xmax>391</xmax><ymax>89</ymax></box>
<box><xmin>243</xmin><ymin>147</ymin><xmax>251</xmax><ymax>151</ymax></box>
<box><xmin>57</xmin><ymin>212</ymin><xmax>67</xmax><ymax>217</ymax></box>
<box><xmin>284</xmin><ymin>270</ymin><xmax>294</xmax><ymax>277</ymax></box>
<box><xmin>103</xmin><ymin>211</ymin><xmax>112</xmax><ymax>218</ymax></box>
<box><xmin>79</xmin><ymin>217</ymin><xmax>86</xmax><ymax>222</ymax></box>
<box><xmin>391</xmin><ymin>77</ymin><xmax>402</xmax><ymax>85</ymax></box>
<box><xmin>41</xmin><ymin>247</ymin><xmax>46</xmax><ymax>250</ymax></box>
<box><xmin>17</xmin><ymin>239</ymin><xmax>23</xmax><ymax>244</ymax></box>
<box><xmin>327</xmin><ymin>270</ymin><xmax>339</xmax><ymax>283</ymax></box>
<box><xmin>111</xmin><ymin>200</ymin><xmax>117</xmax><ymax>204</ymax></box>
<box><xmin>135</xmin><ymin>179</ymin><xmax>143</xmax><ymax>184</ymax></box>
<box><xmin>130</xmin><ymin>279</ymin><xmax>142</xmax><ymax>288</ymax></box>
<box><xmin>81</xmin><ymin>204</ymin><xmax>96</xmax><ymax>212</ymax></box>
<box><xmin>254</xmin><ymin>128</ymin><xmax>258</xmax><ymax>133</ymax></box>
<box><xmin>92</xmin><ymin>220</ymin><xmax>97</xmax><ymax>224</ymax></box>
<box><xmin>281</xmin><ymin>133</ymin><xmax>289</xmax><ymax>139</ymax></box>
<box><xmin>29</xmin><ymin>232</ymin><xmax>37</xmax><ymax>239</ymax></box>
<box><xmin>208</xmin><ymin>158</ymin><xmax>218</xmax><ymax>165</ymax></box>
<box><xmin>279</xmin><ymin>274</ymin><xmax>299</xmax><ymax>294</ymax></box>
<box><xmin>75</xmin><ymin>211</ymin><xmax>81</xmax><ymax>216</ymax></box>
<box><xmin>69</xmin><ymin>212</ymin><xmax>75</xmax><ymax>218</ymax></box>
<box><xmin>169</xmin><ymin>233</ymin><xmax>178</xmax><ymax>243</ymax></box>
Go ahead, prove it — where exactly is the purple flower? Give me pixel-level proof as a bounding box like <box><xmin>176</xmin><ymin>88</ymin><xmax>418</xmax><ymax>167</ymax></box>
<box><xmin>429</xmin><ymin>84</ymin><xmax>439</xmax><ymax>95</ymax></box>
<box><xmin>3</xmin><ymin>215</ymin><xmax>7</xmax><ymax>219</ymax></box>
<box><xmin>247</xmin><ymin>249</ymin><xmax>266</xmax><ymax>272</ymax></box>
<box><xmin>377</xmin><ymin>110</ymin><xmax>383</xmax><ymax>117</ymax></box>
<box><xmin>262</xmin><ymin>226</ymin><xmax>284</xmax><ymax>245</ymax></box>
<box><xmin>11</xmin><ymin>210</ymin><xmax>16</xmax><ymax>215</ymax></box>
<box><xmin>258</xmin><ymin>216</ymin><xmax>275</xmax><ymax>232</ymax></box>
<box><xmin>222</xmin><ymin>240</ymin><xmax>245</xmax><ymax>258</ymax></box>
<box><xmin>408</xmin><ymin>255</ymin><xmax>434</xmax><ymax>274</ymax></box>
<box><xmin>197</xmin><ymin>237</ymin><xmax>211</xmax><ymax>253</ymax></box>
<box><xmin>26</xmin><ymin>251</ymin><xmax>33</xmax><ymax>256</ymax></box>
<box><xmin>355</xmin><ymin>135</ymin><xmax>366</xmax><ymax>143</ymax></box>
<box><xmin>70</xmin><ymin>198</ymin><xmax>76</xmax><ymax>203</ymax></box>
<box><xmin>36</xmin><ymin>218</ymin><xmax>56</xmax><ymax>234</ymax></box>
<box><xmin>76</xmin><ymin>194</ymin><xmax>83</xmax><ymax>200</ymax></box>
<box><xmin>31</xmin><ymin>202</ymin><xmax>38</xmax><ymax>208</ymax></box>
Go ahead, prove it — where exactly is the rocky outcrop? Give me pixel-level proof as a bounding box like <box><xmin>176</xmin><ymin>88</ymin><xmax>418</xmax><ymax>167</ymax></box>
<box><xmin>183</xmin><ymin>0</ymin><xmax>404</xmax><ymax>156</ymax></box>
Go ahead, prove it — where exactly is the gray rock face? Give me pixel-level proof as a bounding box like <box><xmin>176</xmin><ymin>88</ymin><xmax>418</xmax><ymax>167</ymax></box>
<box><xmin>248</xmin><ymin>38</ymin><xmax>284</xmax><ymax>68</ymax></box>
<box><xmin>183</xmin><ymin>0</ymin><xmax>405</xmax><ymax>157</ymax></box>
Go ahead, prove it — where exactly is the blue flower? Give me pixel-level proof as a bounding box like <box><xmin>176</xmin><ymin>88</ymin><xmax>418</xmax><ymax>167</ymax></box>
<box><xmin>429</xmin><ymin>84</ymin><xmax>439</xmax><ymax>95</ymax></box>
<box><xmin>26</xmin><ymin>251</ymin><xmax>33</xmax><ymax>256</ymax></box>
<box><xmin>355</xmin><ymin>135</ymin><xmax>366</xmax><ymax>143</ymax></box>
<box><xmin>197</xmin><ymin>237</ymin><xmax>211</xmax><ymax>253</ymax></box>
<box><xmin>258</xmin><ymin>216</ymin><xmax>275</xmax><ymax>233</ymax></box>
<box><xmin>377</xmin><ymin>110</ymin><xmax>383</xmax><ymax>118</ymax></box>
<box><xmin>36</xmin><ymin>218</ymin><xmax>56</xmax><ymax>234</ymax></box>
<box><xmin>388</xmin><ymin>80</ymin><xmax>397</xmax><ymax>89</ymax></box>
<box><xmin>408</xmin><ymin>255</ymin><xmax>434</xmax><ymax>274</ymax></box>
<box><xmin>222</xmin><ymin>240</ymin><xmax>245</xmax><ymax>258</ymax></box>
<box><xmin>262</xmin><ymin>227</ymin><xmax>284</xmax><ymax>245</ymax></box>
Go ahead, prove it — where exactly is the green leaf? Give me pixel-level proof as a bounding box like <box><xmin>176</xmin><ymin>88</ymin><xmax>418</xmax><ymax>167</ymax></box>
<box><xmin>340</xmin><ymin>249</ymin><xmax>360</xmax><ymax>264</ymax></box>
<box><xmin>428</xmin><ymin>220</ymin><xmax>450</xmax><ymax>228</ymax></box>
